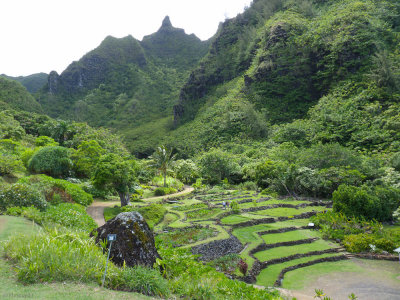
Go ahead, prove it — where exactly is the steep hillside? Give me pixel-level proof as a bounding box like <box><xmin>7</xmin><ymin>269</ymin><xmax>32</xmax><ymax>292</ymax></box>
<box><xmin>1</xmin><ymin>73</ymin><xmax>48</xmax><ymax>94</ymax></box>
<box><xmin>169</xmin><ymin>0</ymin><xmax>400</xmax><ymax>155</ymax></box>
<box><xmin>0</xmin><ymin>77</ymin><xmax>43</xmax><ymax>113</ymax></box>
<box><xmin>36</xmin><ymin>17</ymin><xmax>210</xmax><ymax>156</ymax></box>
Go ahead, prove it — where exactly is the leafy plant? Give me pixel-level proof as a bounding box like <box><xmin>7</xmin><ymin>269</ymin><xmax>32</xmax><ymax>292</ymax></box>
<box><xmin>28</xmin><ymin>146</ymin><xmax>73</xmax><ymax>178</ymax></box>
<box><xmin>0</xmin><ymin>183</ymin><xmax>47</xmax><ymax>211</ymax></box>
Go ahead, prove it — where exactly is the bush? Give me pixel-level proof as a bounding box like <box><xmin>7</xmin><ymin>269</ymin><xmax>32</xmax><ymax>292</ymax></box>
<box><xmin>44</xmin><ymin>203</ymin><xmax>97</xmax><ymax>231</ymax></box>
<box><xmin>28</xmin><ymin>146</ymin><xmax>73</xmax><ymax>178</ymax></box>
<box><xmin>152</xmin><ymin>175</ymin><xmax>183</xmax><ymax>190</ymax></box>
<box><xmin>343</xmin><ymin>233</ymin><xmax>396</xmax><ymax>253</ymax></box>
<box><xmin>0</xmin><ymin>154</ymin><xmax>25</xmax><ymax>176</ymax></box>
<box><xmin>173</xmin><ymin>159</ymin><xmax>200</xmax><ymax>184</ymax></box>
<box><xmin>238</xmin><ymin>181</ymin><xmax>258</xmax><ymax>191</ymax></box>
<box><xmin>6</xmin><ymin>206</ymin><xmax>44</xmax><ymax>224</ymax></box>
<box><xmin>198</xmin><ymin>148</ymin><xmax>242</xmax><ymax>184</ymax></box>
<box><xmin>0</xmin><ymin>183</ymin><xmax>47</xmax><ymax>211</ymax></box>
<box><xmin>154</xmin><ymin>187</ymin><xmax>177</xmax><ymax>196</ymax></box>
<box><xmin>109</xmin><ymin>265</ymin><xmax>169</xmax><ymax>297</ymax></box>
<box><xmin>19</xmin><ymin>175</ymin><xmax>93</xmax><ymax>206</ymax></box>
<box><xmin>4</xmin><ymin>227</ymin><xmax>111</xmax><ymax>284</ymax></box>
<box><xmin>333</xmin><ymin>184</ymin><xmax>400</xmax><ymax>221</ymax></box>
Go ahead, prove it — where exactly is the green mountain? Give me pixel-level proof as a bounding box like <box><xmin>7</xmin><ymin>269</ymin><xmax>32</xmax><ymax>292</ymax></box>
<box><xmin>169</xmin><ymin>0</ymin><xmax>400</xmax><ymax>155</ymax></box>
<box><xmin>36</xmin><ymin>16</ymin><xmax>210</xmax><ymax>156</ymax></box>
<box><xmin>0</xmin><ymin>77</ymin><xmax>43</xmax><ymax>113</ymax></box>
<box><xmin>25</xmin><ymin>0</ymin><xmax>400</xmax><ymax>157</ymax></box>
<box><xmin>1</xmin><ymin>73</ymin><xmax>48</xmax><ymax>94</ymax></box>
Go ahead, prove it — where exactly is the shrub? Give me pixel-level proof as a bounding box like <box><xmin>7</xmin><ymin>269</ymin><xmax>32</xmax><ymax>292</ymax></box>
<box><xmin>173</xmin><ymin>159</ymin><xmax>200</xmax><ymax>184</ymax></box>
<box><xmin>5</xmin><ymin>206</ymin><xmax>44</xmax><ymax>224</ymax></box>
<box><xmin>109</xmin><ymin>265</ymin><xmax>169</xmax><ymax>297</ymax></box>
<box><xmin>44</xmin><ymin>203</ymin><xmax>97</xmax><ymax>231</ymax></box>
<box><xmin>154</xmin><ymin>187</ymin><xmax>177</xmax><ymax>196</ymax></box>
<box><xmin>0</xmin><ymin>154</ymin><xmax>25</xmax><ymax>176</ymax></box>
<box><xmin>343</xmin><ymin>233</ymin><xmax>396</xmax><ymax>253</ymax></box>
<box><xmin>35</xmin><ymin>136</ymin><xmax>58</xmax><ymax>147</ymax></box>
<box><xmin>28</xmin><ymin>146</ymin><xmax>73</xmax><ymax>178</ymax></box>
<box><xmin>3</xmin><ymin>227</ymin><xmax>110</xmax><ymax>284</ymax></box>
<box><xmin>238</xmin><ymin>181</ymin><xmax>258</xmax><ymax>191</ymax></box>
<box><xmin>333</xmin><ymin>184</ymin><xmax>400</xmax><ymax>221</ymax></box>
<box><xmin>19</xmin><ymin>175</ymin><xmax>93</xmax><ymax>206</ymax></box>
<box><xmin>198</xmin><ymin>148</ymin><xmax>242</xmax><ymax>184</ymax></box>
<box><xmin>0</xmin><ymin>183</ymin><xmax>47</xmax><ymax>211</ymax></box>
<box><xmin>238</xmin><ymin>259</ymin><xmax>248</xmax><ymax>276</ymax></box>
<box><xmin>152</xmin><ymin>175</ymin><xmax>183</xmax><ymax>190</ymax></box>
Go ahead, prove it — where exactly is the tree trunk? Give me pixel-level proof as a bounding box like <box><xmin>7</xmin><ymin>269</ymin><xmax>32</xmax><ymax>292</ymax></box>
<box><xmin>119</xmin><ymin>192</ymin><xmax>131</xmax><ymax>207</ymax></box>
<box><xmin>163</xmin><ymin>172</ymin><xmax>167</xmax><ymax>187</ymax></box>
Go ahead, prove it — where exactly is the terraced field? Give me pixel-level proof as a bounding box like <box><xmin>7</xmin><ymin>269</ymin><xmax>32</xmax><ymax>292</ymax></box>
<box><xmin>152</xmin><ymin>189</ymin><xmax>348</xmax><ymax>287</ymax></box>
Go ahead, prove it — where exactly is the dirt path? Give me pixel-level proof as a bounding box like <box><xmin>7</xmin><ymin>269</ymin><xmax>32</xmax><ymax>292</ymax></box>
<box><xmin>87</xmin><ymin>186</ymin><xmax>194</xmax><ymax>226</ymax></box>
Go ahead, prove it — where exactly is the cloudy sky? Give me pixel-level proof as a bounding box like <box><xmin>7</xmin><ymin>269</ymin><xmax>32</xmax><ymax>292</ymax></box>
<box><xmin>0</xmin><ymin>0</ymin><xmax>252</xmax><ymax>76</ymax></box>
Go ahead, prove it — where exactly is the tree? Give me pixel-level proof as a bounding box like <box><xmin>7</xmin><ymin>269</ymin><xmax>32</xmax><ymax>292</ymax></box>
<box><xmin>72</xmin><ymin>140</ymin><xmax>105</xmax><ymax>177</ymax></box>
<box><xmin>92</xmin><ymin>154</ymin><xmax>137</xmax><ymax>206</ymax></box>
<box><xmin>150</xmin><ymin>146</ymin><xmax>176</xmax><ymax>187</ymax></box>
<box><xmin>198</xmin><ymin>148</ymin><xmax>241</xmax><ymax>184</ymax></box>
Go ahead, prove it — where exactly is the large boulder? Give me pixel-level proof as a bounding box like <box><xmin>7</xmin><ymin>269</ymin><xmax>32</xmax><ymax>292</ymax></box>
<box><xmin>92</xmin><ymin>211</ymin><xmax>160</xmax><ymax>268</ymax></box>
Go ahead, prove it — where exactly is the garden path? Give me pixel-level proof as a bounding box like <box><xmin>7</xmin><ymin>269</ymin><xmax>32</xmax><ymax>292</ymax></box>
<box><xmin>87</xmin><ymin>186</ymin><xmax>194</xmax><ymax>226</ymax></box>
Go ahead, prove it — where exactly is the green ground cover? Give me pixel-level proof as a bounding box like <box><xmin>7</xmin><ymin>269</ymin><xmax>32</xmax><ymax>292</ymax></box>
<box><xmin>156</xmin><ymin>226</ymin><xmax>218</xmax><ymax>246</ymax></box>
<box><xmin>261</xmin><ymin>230</ymin><xmax>320</xmax><ymax>244</ymax></box>
<box><xmin>256</xmin><ymin>253</ymin><xmax>343</xmax><ymax>287</ymax></box>
<box><xmin>252</xmin><ymin>206</ymin><xmax>327</xmax><ymax>217</ymax></box>
<box><xmin>254</xmin><ymin>239</ymin><xmax>338</xmax><ymax>262</ymax></box>
<box><xmin>239</xmin><ymin>199</ymin><xmax>311</xmax><ymax>209</ymax></box>
<box><xmin>0</xmin><ymin>216</ymin><xmax>150</xmax><ymax>300</ymax></box>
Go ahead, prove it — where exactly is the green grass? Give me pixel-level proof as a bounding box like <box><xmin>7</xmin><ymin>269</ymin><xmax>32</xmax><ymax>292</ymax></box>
<box><xmin>262</xmin><ymin>230</ymin><xmax>320</xmax><ymax>244</ymax></box>
<box><xmin>254</xmin><ymin>239</ymin><xmax>338</xmax><ymax>262</ymax></box>
<box><xmin>157</xmin><ymin>226</ymin><xmax>218</xmax><ymax>246</ymax></box>
<box><xmin>256</xmin><ymin>253</ymin><xmax>342</xmax><ymax>287</ymax></box>
<box><xmin>282</xmin><ymin>258</ymin><xmax>400</xmax><ymax>290</ymax></box>
<box><xmin>239</xmin><ymin>199</ymin><xmax>311</xmax><ymax>209</ymax></box>
<box><xmin>0</xmin><ymin>216</ymin><xmax>150</xmax><ymax>300</ymax></box>
<box><xmin>252</xmin><ymin>206</ymin><xmax>327</xmax><ymax>217</ymax></box>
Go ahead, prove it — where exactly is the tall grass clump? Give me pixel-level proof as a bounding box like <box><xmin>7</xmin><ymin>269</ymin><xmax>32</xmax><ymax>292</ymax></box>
<box><xmin>3</xmin><ymin>227</ymin><xmax>109</xmax><ymax>284</ymax></box>
<box><xmin>3</xmin><ymin>226</ymin><xmax>170</xmax><ymax>298</ymax></box>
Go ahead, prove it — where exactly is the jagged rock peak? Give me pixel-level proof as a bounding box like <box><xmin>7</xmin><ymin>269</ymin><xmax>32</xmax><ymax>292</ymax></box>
<box><xmin>161</xmin><ymin>16</ymin><xmax>172</xmax><ymax>28</ymax></box>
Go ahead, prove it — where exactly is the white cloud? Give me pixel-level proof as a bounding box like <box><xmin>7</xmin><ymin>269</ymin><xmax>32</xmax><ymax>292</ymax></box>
<box><xmin>0</xmin><ymin>0</ymin><xmax>252</xmax><ymax>76</ymax></box>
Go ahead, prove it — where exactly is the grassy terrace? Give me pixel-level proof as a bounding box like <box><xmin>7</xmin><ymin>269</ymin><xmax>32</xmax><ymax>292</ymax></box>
<box><xmin>256</xmin><ymin>253</ymin><xmax>343</xmax><ymax>287</ymax></box>
<box><xmin>150</xmin><ymin>189</ymin><xmax>340</xmax><ymax>287</ymax></box>
<box><xmin>254</xmin><ymin>239</ymin><xmax>338</xmax><ymax>262</ymax></box>
<box><xmin>261</xmin><ymin>230</ymin><xmax>320</xmax><ymax>244</ymax></box>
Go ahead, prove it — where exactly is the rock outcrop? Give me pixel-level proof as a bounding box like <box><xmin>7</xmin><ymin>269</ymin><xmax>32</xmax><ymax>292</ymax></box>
<box><xmin>92</xmin><ymin>211</ymin><xmax>160</xmax><ymax>268</ymax></box>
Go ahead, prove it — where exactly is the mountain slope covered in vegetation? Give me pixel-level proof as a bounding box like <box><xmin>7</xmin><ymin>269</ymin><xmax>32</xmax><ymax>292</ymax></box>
<box><xmin>1</xmin><ymin>73</ymin><xmax>48</xmax><ymax>94</ymax></box>
<box><xmin>35</xmin><ymin>17</ymin><xmax>210</xmax><ymax>156</ymax></box>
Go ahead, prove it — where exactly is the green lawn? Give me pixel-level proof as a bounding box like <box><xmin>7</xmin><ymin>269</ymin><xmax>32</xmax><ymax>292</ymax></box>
<box><xmin>262</xmin><ymin>230</ymin><xmax>320</xmax><ymax>244</ymax></box>
<box><xmin>254</xmin><ymin>239</ymin><xmax>338</xmax><ymax>262</ymax></box>
<box><xmin>221</xmin><ymin>214</ymin><xmax>252</xmax><ymax>225</ymax></box>
<box><xmin>239</xmin><ymin>199</ymin><xmax>312</xmax><ymax>209</ymax></box>
<box><xmin>256</xmin><ymin>253</ymin><xmax>342</xmax><ymax>287</ymax></box>
<box><xmin>252</xmin><ymin>206</ymin><xmax>327</xmax><ymax>217</ymax></box>
<box><xmin>282</xmin><ymin>258</ymin><xmax>400</xmax><ymax>290</ymax></box>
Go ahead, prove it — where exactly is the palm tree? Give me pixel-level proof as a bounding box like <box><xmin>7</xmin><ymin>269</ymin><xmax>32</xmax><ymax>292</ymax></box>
<box><xmin>150</xmin><ymin>145</ymin><xmax>176</xmax><ymax>187</ymax></box>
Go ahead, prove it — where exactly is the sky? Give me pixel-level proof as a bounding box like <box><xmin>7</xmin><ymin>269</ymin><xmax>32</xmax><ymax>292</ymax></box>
<box><xmin>0</xmin><ymin>0</ymin><xmax>252</xmax><ymax>76</ymax></box>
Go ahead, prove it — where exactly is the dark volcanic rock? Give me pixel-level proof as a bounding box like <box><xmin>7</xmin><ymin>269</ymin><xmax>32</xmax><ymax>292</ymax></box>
<box><xmin>93</xmin><ymin>212</ymin><xmax>160</xmax><ymax>268</ymax></box>
<box><xmin>192</xmin><ymin>235</ymin><xmax>244</xmax><ymax>261</ymax></box>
